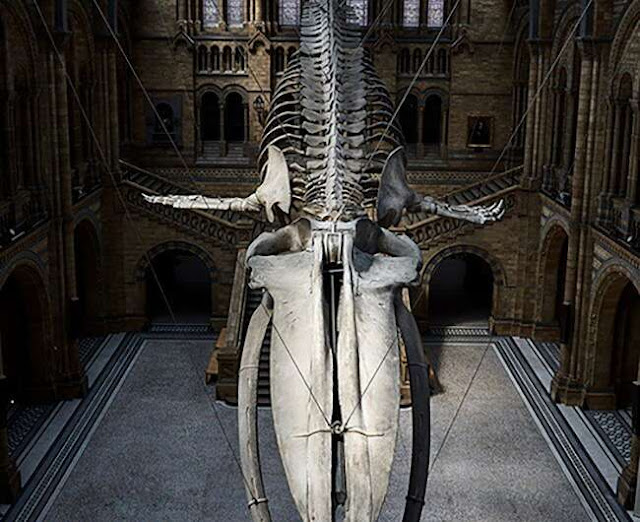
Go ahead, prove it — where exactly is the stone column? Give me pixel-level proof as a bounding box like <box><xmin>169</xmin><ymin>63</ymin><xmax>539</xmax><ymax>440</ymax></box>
<box><xmin>441</xmin><ymin>102</ymin><xmax>449</xmax><ymax>158</ymax></box>
<box><xmin>609</xmin><ymin>101</ymin><xmax>623</xmax><ymax>195</ymax></box>
<box><xmin>523</xmin><ymin>41</ymin><xmax>539</xmax><ymax>180</ymax></box>
<box><xmin>219</xmin><ymin>103</ymin><xmax>226</xmax><ymax>156</ymax></box>
<box><xmin>534</xmin><ymin>44</ymin><xmax>551</xmax><ymax>177</ymax></box>
<box><xmin>597</xmin><ymin>100</ymin><xmax>614</xmax><ymax>225</ymax></box>
<box><xmin>55</xmin><ymin>51</ymin><xmax>87</xmax><ymax>400</ymax></box>
<box><xmin>108</xmin><ymin>48</ymin><xmax>120</xmax><ymax>171</ymax></box>
<box><xmin>551</xmin><ymin>46</ymin><xmax>593</xmax><ymax>405</ymax></box>
<box><xmin>417</xmin><ymin>105</ymin><xmax>424</xmax><ymax>157</ymax></box>
<box><xmin>626</xmin><ymin>99</ymin><xmax>639</xmax><ymax>205</ymax></box>
<box><xmin>620</xmin><ymin>105</ymin><xmax>633</xmax><ymax>196</ymax></box>
<box><xmin>561</xmin><ymin>89</ymin><xmax>576</xmax><ymax>170</ymax></box>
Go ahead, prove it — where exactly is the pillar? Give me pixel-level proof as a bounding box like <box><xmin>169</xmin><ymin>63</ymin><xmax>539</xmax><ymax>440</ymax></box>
<box><xmin>627</xmin><ymin>99</ymin><xmax>639</xmax><ymax>205</ymax></box>
<box><xmin>551</xmin><ymin>45</ymin><xmax>594</xmax><ymax>405</ymax></box>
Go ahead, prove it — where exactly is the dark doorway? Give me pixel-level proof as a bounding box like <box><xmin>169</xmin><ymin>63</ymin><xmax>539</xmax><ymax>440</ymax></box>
<box><xmin>201</xmin><ymin>92</ymin><xmax>221</xmax><ymax>141</ymax></box>
<box><xmin>427</xmin><ymin>254</ymin><xmax>494</xmax><ymax>326</ymax></box>
<box><xmin>224</xmin><ymin>92</ymin><xmax>245</xmax><ymax>142</ymax></box>
<box><xmin>145</xmin><ymin>250</ymin><xmax>211</xmax><ymax>323</ymax></box>
<box><xmin>74</xmin><ymin>221</ymin><xmax>102</xmax><ymax>335</ymax></box>
<box><xmin>0</xmin><ymin>268</ymin><xmax>49</xmax><ymax>403</ymax></box>
<box><xmin>423</xmin><ymin>94</ymin><xmax>442</xmax><ymax>146</ymax></box>
<box><xmin>399</xmin><ymin>93</ymin><xmax>418</xmax><ymax>145</ymax></box>
<box><xmin>611</xmin><ymin>282</ymin><xmax>640</xmax><ymax>408</ymax></box>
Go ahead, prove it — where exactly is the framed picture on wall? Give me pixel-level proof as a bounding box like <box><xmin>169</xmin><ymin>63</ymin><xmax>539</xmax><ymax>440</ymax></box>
<box><xmin>467</xmin><ymin>116</ymin><xmax>493</xmax><ymax>148</ymax></box>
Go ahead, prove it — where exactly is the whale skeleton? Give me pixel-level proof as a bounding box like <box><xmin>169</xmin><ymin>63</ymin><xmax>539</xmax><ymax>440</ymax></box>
<box><xmin>143</xmin><ymin>0</ymin><xmax>504</xmax><ymax>519</ymax></box>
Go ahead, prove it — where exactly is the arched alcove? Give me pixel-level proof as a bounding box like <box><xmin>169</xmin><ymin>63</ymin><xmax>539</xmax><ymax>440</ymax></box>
<box><xmin>224</xmin><ymin>92</ymin><xmax>245</xmax><ymax>142</ymax></box>
<box><xmin>144</xmin><ymin>249</ymin><xmax>212</xmax><ymax>323</ymax></box>
<box><xmin>0</xmin><ymin>264</ymin><xmax>52</xmax><ymax>403</ymax></box>
<box><xmin>399</xmin><ymin>93</ymin><xmax>418</xmax><ymax>145</ymax></box>
<box><xmin>427</xmin><ymin>253</ymin><xmax>495</xmax><ymax>326</ymax></box>
<box><xmin>538</xmin><ymin>225</ymin><xmax>569</xmax><ymax>326</ymax></box>
<box><xmin>423</xmin><ymin>94</ymin><xmax>442</xmax><ymax>147</ymax></box>
<box><xmin>590</xmin><ymin>271</ymin><xmax>640</xmax><ymax>409</ymax></box>
<box><xmin>201</xmin><ymin>92</ymin><xmax>221</xmax><ymax>141</ymax></box>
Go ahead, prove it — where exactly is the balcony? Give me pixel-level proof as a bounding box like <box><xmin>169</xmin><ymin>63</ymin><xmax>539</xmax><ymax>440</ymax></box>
<box><xmin>0</xmin><ymin>191</ymin><xmax>47</xmax><ymax>248</ymax></box>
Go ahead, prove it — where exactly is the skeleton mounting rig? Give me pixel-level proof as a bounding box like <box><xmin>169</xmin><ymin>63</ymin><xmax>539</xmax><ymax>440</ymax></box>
<box><xmin>143</xmin><ymin>0</ymin><xmax>504</xmax><ymax>519</ymax></box>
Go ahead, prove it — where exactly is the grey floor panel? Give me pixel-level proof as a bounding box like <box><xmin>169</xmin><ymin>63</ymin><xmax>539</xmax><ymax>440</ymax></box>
<box><xmin>37</xmin><ymin>336</ymin><xmax>588</xmax><ymax>521</ymax></box>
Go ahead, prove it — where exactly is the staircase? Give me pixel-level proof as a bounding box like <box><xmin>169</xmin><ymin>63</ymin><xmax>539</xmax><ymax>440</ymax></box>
<box><xmin>198</xmin><ymin>141</ymin><xmax>252</xmax><ymax>166</ymax></box>
<box><xmin>398</xmin><ymin>165</ymin><xmax>523</xmax><ymax>246</ymax></box>
<box><xmin>119</xmin><ymin>160</ymin><xmax>260</xmax><ymax>248</ymax></box>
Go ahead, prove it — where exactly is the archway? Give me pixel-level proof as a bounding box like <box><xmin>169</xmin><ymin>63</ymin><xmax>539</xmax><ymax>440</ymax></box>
<box><xmin>427</xmin><ymin>253</ymin><xmax>494</xmax><ymax>326</ymax></box>
<box><xmin>538</xmin><ymin>225</ymin><xmax>569</xmax><ymax>327</ymax></box>
<box><xmin>399</xmin><ymin>93</ymin><xmax>418</xmax><ymax>145</ymax></box>
<box><xmin>74</xmin><ymin>220</ymin><xmax>102</xmax><ymax>335</ymax></box>
<box><xmin>423</xmin><ymin>94</ymin><xmax>442</xmax><ymax>147</ymax></box>
<box><xmin>224</xmin><ymin>92</ymin><xmax>245</xmax><ymax>142</ymax></box>
<box><xmin>200</xmin><ymin>92</ymin><xmax>221</xmax><ymax>141</ymax></box>
<box><xmin>0</xmin><ymin>265</ymin><xmax>52</xmax><ymax>403</ymax></box>
<box><xmin>145</xmin><ymin>250</ymin><xmax>212</xmax><ymax>323</ymax></box>
<box><xmin>591</xmin><ymin>272</ymin><xmax>640</xmax><ymax>409</ymax></box>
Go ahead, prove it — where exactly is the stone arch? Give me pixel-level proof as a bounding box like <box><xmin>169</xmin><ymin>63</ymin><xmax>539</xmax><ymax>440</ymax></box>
<box><xmin>199</xmin><ymin>89</ymin><xmax>222</xmax><ymax>142</ymax></box>
<box><xmin>536</xmin><ymin>223</ymin><xmax>569</xmax><ymax>327</ymax></box>
<box><xmin>398</xmin><ymin>91</ymin><xmax>419</xmax><ymax>145</ymax></box>
<box><xmin>0</xmin><ymin>261</ymin><xmax>54</xmax><ymax>402</ymax></box>
<box><xmin>609</xmin><ymin>0</ymin><xmax>640</xmax><ymax>77</ymax></box>
<box><xmin>74</xmin><ymin>218</ymin><xmax>104</xmax><ymax>335</ymax></box>
<box><xmin>223</xmin><ymin>89</ymin><xmax>247</xmax><ymax>142</ymax></box>
<box><xmin>135</xmin><ymin>241</ymin><xmax>216</xmax><ymax>324</ymax></box>
<box><xmin>421</xmin><ymin>245</ymin><xmax>507</xmax><ymax>327</ymax></box>
<box><xmin>587</xmin><ymin>265</ymin><xmax>640</xmax><ymax>408</ymax></box>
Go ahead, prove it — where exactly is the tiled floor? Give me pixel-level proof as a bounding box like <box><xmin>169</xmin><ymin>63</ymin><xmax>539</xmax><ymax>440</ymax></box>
<box><xmin>2</xmin><ymin>330</ymin><xmax>632</xmax><ymax>521</ymax></box>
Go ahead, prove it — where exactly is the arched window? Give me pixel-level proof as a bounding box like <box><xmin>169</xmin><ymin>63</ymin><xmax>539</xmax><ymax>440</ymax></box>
<box><xmin>399</xmin><ymin>93</ymin><xmax>418</xmax><ymax>145</ymax></box>
<box><xmin>423</xmin><ymin>94</ymin><xmax>442</xmax><ymax>146</ymax></box>
<box><xmin>224</xmin><ymin>92</ymin><xmax>245</xmax><ymax>142</ymax></box>
<box><xmin>427</xmin><ymin>0</ymin><xmax>444</xmax><ymax>27</ymax></box>
<box><xmin>398</xmin><ymin>48</ymin><xmax>410</xmax><ymax>74</ymax></box>
<box><xmin>551</xmin><ymin>68</ymin><xmax>567</xmax><ymax>166</ymax></box>
<box><xmin>412</xmin><ymin>49</ymin><xmax>422</xmax><ymax>73</ymax></box>
<box><xmin>512</xmin><ymin>38</ymin><xmax>529</xmax><ymax>150</ymax></box>
<box><xmin>234</xmin><ymin>47</ymin><xmax>245</xmax><ymax>71</ymax></box>
<box><xmin>403</xmin><ymin>0</ymin><xmax>419</xmax><ymax>27</ymax></box>
<box><xmin>346</xmin><ymin>0</ymin><xmax>368</xmax><ymax>26</ymax></box>
<box><xmin>426</xmin><ymin>52</ymin><xmax>434</xmax><ymax>75</ymax></box>
<box><xmin>211</xmin><ymin>46</ymin><xmax>220</xmax><ymax>71</ymax></box>
<box><xmin>612</xmin><ymin>74</ymin><xmax>634</xmax><ymax>197</ymax></box>
<box><xmin>198</xmin><ymin>45</ymin><xmax>208</xmax><ymax>72</ymax></box>
<box><xmin>226</xmin><ymin>0</ymin><xmax>243</xmax><ymax>27</ymax></box>
<box><xmin>279</xmin><ymin>0</ymin><xmax>301</xmax><ymax>26</ymax></box>
<box><xmin>274</xmin><ymin>47</ymin><xmax>285</xmax><ymax>73</ymax></box>
<box><xmin>201</xmin><ymin>92</ymin><xmax>221</xmax><ymax>141</ymax></box>
<box><xmin>203</xmin><ymin>0</ymin><xmax>219</xmax><ymax>27</ymax></box>
<box><xmin>222</xmin><ymin>46</ymin><xmax>232</xmax><ymax>71</ymax></box>
<box><xmin>436</xmin><ymin>48</ymin><xmax>447</xmax><ymax>74</ymax></box>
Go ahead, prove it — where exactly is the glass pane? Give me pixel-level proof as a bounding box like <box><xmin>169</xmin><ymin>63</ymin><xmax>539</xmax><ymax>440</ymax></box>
<box><xmin>346</xmin><ymin>0</ymin><xmax>368</xmax><ymax>26</ymax></box>
<box><xmin>403</xmin><ymin>0</ymin><xmax>419</xmax><ymax>27</ymax></box>
<box><xmin>427</xmin><ymin>0</ymin><xmax>444</xmax><ymax>27</ymax></box>
<box><xmin>227</xmin><ymin>0</ymin><xmax>243</xmax><ymax>27</ymax></box>
<box><xmin>203</xmin><ymin>0</ymin><xmax>219</xmax><ymax>27</ymax></box>
<box><xmin>279</xmin><ymin>0</ymin><xmax>300</xmax><ymax>25</ymax></box>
